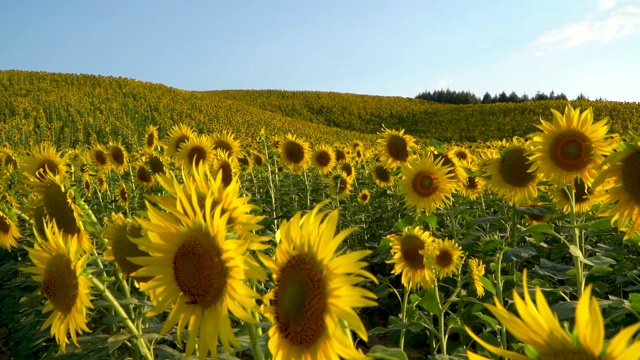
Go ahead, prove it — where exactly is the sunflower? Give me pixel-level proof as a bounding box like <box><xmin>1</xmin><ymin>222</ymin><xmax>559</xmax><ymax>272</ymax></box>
<box><xmin>399</xmin><ymin>154</ymin><xmax>457</xmax><ymax>214</ymax></box>
<box><xmin>212</xmin><ymin>150</ymin><xmax>240</xmax><ymax>188</ymax></box>
<box><xmin>336</xmin><ymin>160</ymin><xmax>356</xmax><ymax>180</ymax></box>
<box><xmin>1</xmin><ymin>147</ymin><xmax>18</xmax><ymax>170</ymax></box>
<box><xmin>553</xmin><ymin>177</ymin><xmax>602</xmax><ymax>214</ymax></box>
<box><xmin>22</xmin><ymin>221</ymin><xmax>93</xmax><ymax>353</ymax></box>
<box><xmin>211</xmin><ymin>130</ymin><xmax>241</xmax><ymax>159</ymax></box>
<box><xmin>449</xmin><ymin>146</ymin><xmax>474</xmax><ymax>165</ymax></box>
<box><xmin>466</xmin><ymin>269</ymin><xmax>640</xmax><ymax>360</ymax></box>
<box><xmin>107</xmin><ymin>143</ymin><xmax>128</xmax><ymax>173</ymax></box>
<box><xmin>485</xmin><ymin>143</ymin><xmax>539</xmax><ymax>205</ymax></box>
<box><xmin>328</xmin><ymin>171</ymin><xmax>353</xmax><ymax>199</ymax></box>
<box><xmin>279</xmin><ymin>134</ymin><xmax>311</xmax><ymax>173</ymax></box>
<box><xmin>529</xmin><ymin>105</ymin><xmax>614</xmax><ymax>185</ymax></box>
<box><xmin>131</xmin><ymin>182</ymin><xmax>261</xmax><ymax>359</ymax></box>
<box><xmin>117</xmin><ymin>183</ymin><xmax>128</xmax><ymax>207</ymax></box>
<box><xmin>94</xmin><ymin>172</ymin><xmax>108</xmax><ymax>193</ymax></box>
<box><xmin>434</xmin><ymin>152</ymin><xmax>467</xmax><ymax>183</ymax></box>
<box><xmin>259</xmin><ymin>201</ymin><xmax>377</xmax><ymax>359</ymax></box>
<box><xmin>377</xmin><ymin>127</ymin><xmax>416</xmax><ymax>168</ymax></box>
<box><xmin>387</xmin><ymin>226</ymin><xmax>436</xmax><ymax>290</ymax></box>
<box><xmin>522</xmin><ymin>203</ymin><xmax>553</xmax><ymax>225</ymax></box>
<box><xmin>357</xmin><ymin>189</ymin><xmax>371</xmax><ymax>205</ymax></box>
<box><xmin>459</xmin><ymin>170</ymin><xmax>486</xmax><ymax>201</ymax></box>
<box><xmin>250</xmin><ymin>152</ymin><xmax>265</xmax><ymax>169</ymax></box>
<box><xmin>90</xmin><ymin>146</ymin><xmax>110</xmax><ymax>170</ymax></box>
<box><xmin>334</xmin><ymin>147</ymin><xmax>348</xmax><ymax>162</ymax></box>
<box><xmin>467</xmin><ymin>258</ymin><xmax>485</xmax><ymax>298</ymax></box>
<box><xmin>312</xmin><ymin>144</ymin><xmax>336</xmax><ymax>175</ymax></box>
<box><xmin>176</xmin><ymin>134</ymin><xmax>215</xmax><ymax>169</ymax></box>
<box><xmin>134</xmin><ymin>162</ymin><xmax>155</xmax><ymax>187</ymax></box>
<box><xmin>103</xmin><ymin>213</ymin><xmax>151</xmax><ymax>281</ymax></box>
<box><xmin>165</xmin><ymin>124</ymin><xmax>196</xmax><ymax>157</ymax></box>
<box><xmin>371</xmin><ymin>163</ymin><xmax>395</xmax><ymax>187</ymax></box>
<box><xmin>593</xmin><ymin>138</ymin><xmax>640</xmax><ymax>238</ymax></box>
<box><xmin>425</xmin><ymin>238</ymin><xmax>464</xmax><ymax>279</ymax></box>
<box><xmin>144</xmin><ymin>125</ymin><xmax>159</xmax><ymax>152</ymax></box>
<box><xmin>147</xmin><ymin>154</ymin><xmax>166</xmax><ymax>175</ymax></box>
<box><xmin>0</xmin><ymin>209</ymin><xmax>21</xmax><ymax>250</ymax></box>
<box><xmin>22</xmin><ymin>143</ymin><xmax>69</xmax><ymax>181</ymax></box>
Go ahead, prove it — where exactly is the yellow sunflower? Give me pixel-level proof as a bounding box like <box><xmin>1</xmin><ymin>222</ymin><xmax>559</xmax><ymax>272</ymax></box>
<box><xmin>144</xmin><ymin>125</ymin><xmax>159</xmax><ymax>152</ymax></box>
<box><xmin>466</xmin><ymin>268</ymin><xmax>640</xmax><ymax>360</ymax></box>
<box><xmin>387</xmin><ymin>226</ymin><xmax>437</xmax><ymax>290</ymax></box>
<box><xmin>449</xmin><ymin>146</ymin><xmax>474</xmax><ymax>165</ymax></box>
<box><xmin>279</xmin><ymin>134</ymin><xmax>311</xmax><ymax>173</ymax></box>
<box><xmin>176</xmin><ymin>134</ymin><xmax>215</xmax><ymax>169</ymax></box>
<box><xmin>553</xmin><ymin>177</ymin><xmax>602</xmax><ymax>213</ymax></box>
<box><xmin>165</xmin><ymin>124</ymin><xmax>196</xmax><ymax>157</ymax></box>
<box><xmin>371</xmin><ymin>163</ymin><xmax>395</xmax><ymax>187</ymax></box>
<box><xmin>357</xmin><ymin>189</ymin><xmax>371</xmax><ymax>205</ymax></box>
<box><xmin>131</xmin><ymin>183</ymin><xmax>261</xmax><ymax>359</ymax></box>
<box><xmin>485</xmin><ymin>143</ymin><xmax>539</xmax><ymax>205</ymax></box>
<box><xmin>211</xmin><ymin>130</ymin><xmax>242</xmax><ymax>159</ymax></box>
<box><xmin>337</xmin><ymin>160</ymin><xmax>356</xmax><ymax>180</ymax></box>
<box><xmin>467</xmin><ymin>258</ymin><xmax>485</xmax><ymax>298</ymax></box>
<box><xmin>117</xmin><ymin>183</ymin><xmax>128</xmax><ymax>207</ymax></box>
<box><xmin>529</xmin><ymin>105</ymin><xmax>615</xmax><ymax>184</ymax></box>
<box><xmin>593</xmin><ymin>138</ymin><xmax>640</xmax><ymax>238</ymax></box>
<box><xmin>134</xmin><ymin>161</ymin><xmax>155</xmax><ymax>187</ymax></box>
<box><xmin>312</xmin><ymin>144</ymin><xmax>336</xmax><ymax>175</ymax></box>
<box><xmin>90</xmin><ymin>146</ymin><xmax>111</xmax><ymax>170</ymax></box>
<box><xmin>147</xmin><ymin>154</ymin><xmax>166</xmax><ymax>175</ymax></box>
<box><xmin>103</xmin><ymin>213</ymin><xmax>151</xmax><ymax>282</ymax></box>
<box><xmin>212</xmin><ymin>149</ymin><xmax>240</xmax><ymax>188</ymax></box>
<box><xmin>259</xmin><ymin>201</ymin><xmax>377</xmax><ymax>360</ymax></box>
<box><xmin>328</xmin><ymin>171</ymin><xmax>353</xmax><ymax>199</ymax></box>
<box><xmin>399</xmin><ymin>154</ymin><xmax>457</xmax><ymax>214</ymax></box>
<box><xmin>250</xmin><ymin>152</ymin><xmax>265</xmax><ymax>169</ymax></box>
<box><xmin>107</xmin><ymin>143</ymin><xmax>128</xmax><ymax>173</ymax></box>
<box><xmin>377</xmin><ymin>127</ymin><xmax>416</xmax><ymax>168</ymax></box>
<box><xmin>0</xmin><ymin>209</ymin><xmax>21</xmax><ymax>250</ymax></box>
<box><xmin>1</xmin><ymin>147</ymin><xmax>18</xmax><ymax>170</ymax></box>
<box><xmin>22</xmin><ymin>143</ymin><xmax>69</xmax><ymax>181</ymax></box>
<box><xmin>434</xmin><ymin>152</ymin><xmax>467</xmax><ymax>183</ymax></box>
<box><xmin>425</xmin><ymin>238</ymin><xmax>464</xmax><ymax>279</ymax></box>
<box><xmin>22</xmin><ymin>221</ymin><xmax>93</xmax><ymax>353</ymax></box>
<box><xmin>334</xmin><ymin>146</ymin><xmax>348</xmax><ymax>162</ymax></box>
<box><xmin>459</xmin><ymin>172</ymin><xmax>486</xmax><ymax>200</ymax></box>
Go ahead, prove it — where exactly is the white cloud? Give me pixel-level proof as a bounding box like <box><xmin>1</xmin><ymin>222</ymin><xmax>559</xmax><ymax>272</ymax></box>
<box><xmin>530</xmin><ymin>4</ymin><xmax>640</xmax><ymax>55</ymax></box>
<box><xmin>436</xmin><ymin>78</ymin><xmax>453</xmax><ymax>89</ymax></box>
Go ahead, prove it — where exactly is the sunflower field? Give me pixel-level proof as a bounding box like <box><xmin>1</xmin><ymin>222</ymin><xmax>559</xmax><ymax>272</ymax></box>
<box><xmin>2</xmin><ymin>71</ymin><xmax>640</xmax><ymax>360</ymax></box>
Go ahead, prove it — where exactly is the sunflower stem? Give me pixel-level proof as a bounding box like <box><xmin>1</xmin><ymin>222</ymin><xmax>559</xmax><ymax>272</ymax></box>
<box><xmin>566</xmin><ymin>184</ymin><xmax>585</xmax><ymax>297</ymax></box>
<box><xmin>86</xmin><ymin>273</ymin><xmax>153</xmax><ymax>360</ymax></box>
<box><xmin>494</xmin><ymin>250</ymin><xmax>508</xmax><ymax>350</ymax></box>
<box><xmin>399</xmin><ymin>287</ymin><xmax>411</xmax><ymax>350</ymax></box>
<box><xmin>434</xmin><ymin>283</ymin><xmax>447</xmax><ymax>355</ymax></box>
<box><xmin>246</xmin><ymin>317</ymin><xmax>265</xmax><ymax>360</ymax></box>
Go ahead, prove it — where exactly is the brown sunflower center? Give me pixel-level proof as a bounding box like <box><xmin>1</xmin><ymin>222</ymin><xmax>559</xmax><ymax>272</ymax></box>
<box><xmin>339</xmin><ymin>162</ymin><xmax>353</xmax><ymax>177</ymax></box>
<box><xmin>499</xmin><ymin>147</ymin><xmax>536</xmax><ymax>187</ymax></box>
<box><xmin>412</xmin><ymin>171</ymin><xmax>439</xmax><ymax>198</ymax></box>
<box><xmin>400</xmin><ymin>234</ymin><xmax>424</xmax><ymax>269</ymax></box>
<box><xmin>274</xmin><ymin>253</ymin><xmax>327</xmax><ymax>348</ymax></box>
<box><xmin>94</xmin><ymin>150</ymin><xmax>108</xmax><ymax>166</ymax></box>
<box><xmin>36</xmin><ymin>159</ymin><xmax>60</xmax><ymax>180</ymax></box>
<box><xmin>146</xmin><ymin>132</ymin><xmax>155</xmax><ymax>148</ymax></box>
<box><xmin>173</xmin><ymin>135</ymin><xmax>190</xmax><ymax>153</ymax></box>
<box><xmin>187</xmin><ymin>145</ymin><xmax>208</xmax><ymax>166</ymax></box>
<box><xmin>284</xmin><ymin>141</ymin><xmax>305</xmax><ymax>164</ymax></box>
<box><xmin>148</xmin><ymin>155</ymin><xmax>165</xmax><ymax>174</ymax></box>
<box><xmin>315</xmin><ymin>151</ymin><xmax>332</xmax><ymax>167</ymax></box>
<box><xmin>621</xmin><ymin>150</ymin><xmax>640</xmax><ymax>205</ymax></box>
<box><xmin>335</xmin><ymin>177</ymin><xmax>349</xmax><ymax>194</ymax></box>
<box><xmin>455</xmin><ymin>150</ymin><xmax>469</xmax><ymax>161</ymax></box>
<box><xmin>43</xmin><ymin>183</ymin><xmax>81</xmax><ymax>236</ymax></box>
<box><xmin>374</xmin><ymin>165</ymin><xmax>391</xmax><ymax>183</ymax></box>
<box><xmin>42</xmin><ymin>253</ymin><xmax>78</xmax><ymax>314</ymax></box>
<box><xmin>435</xmin><ymin>249</ymin><xmax>454</xmax><ymax>269</ymax></box>
<box><xmin>110</xmin><ymin>147</ymin><xmax>125</xmax><ymax>166</ymax></box>
<box><xmin>213</xmin><ymin>140</ymin><xmax>233</xmax><ymax>154</ymax></box>
<box><xmin>549</xmin><ymin>130</ymin><xmax>594</xmax><ymax>172</ymax></box>
<box><xmin>252</xmin><ymin>154</ymin><xmax>263</xmax><ymax>167</ymax></box>
<box><xmin>173</xmin><ymin>232</ymin><xmax>228</xmax><ymax>308</ymax></box>
<box><xmin>466</xmin><ymin>176</ymin><xmax>478</xmax><ymax>190</ymax></box>
<box><xmin>538</xmin><ymin>348</ymin><xmax>598</xmax><ymax>360</ymax></box>
<box><xmin>574</xmin><ymin>177</ymin><xmax>590</xmax><ymax>204</ymax></box>
<box><xmin>360</xmin><ymin>192</ymin><xmax>370</xmax><ymax>202</ymax></box>
<box><xmin>218</xmin><ymin>161</ymin><xmax>233</xmax><ymax>187</ymax></box>
<box><xmin>335</xmin><ymin>149</ymin><xmax>346</xmax><ymax>162</ymax></box>
<box><xmin>0</xmin><ymin>216</ymin><xmax>11</xmax><ymax>235</ymax></box>
<box><xmin>386</xmin><ymin>135</ymin><xmax>409</xmax><ymax>162</ymax></box>
<box><xmin>136</xmin><ymin>165</ymin><xmax>153</xmax><ymax>183</ymax></box>
<box><xmin>119</xmin><ymin>187</ymin><xmax>128</xmax><ymax>204</ymax></box>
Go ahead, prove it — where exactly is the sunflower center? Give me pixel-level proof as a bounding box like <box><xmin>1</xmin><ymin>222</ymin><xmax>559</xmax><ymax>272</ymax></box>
<box><xmin>315</xmin><ymin>151</ymin><xmax>331</xmax><ymax>167</ymax></box>
<box><xmin>218</xmin><ymin>161</ymin><xmax>233</xmax><ymax>187</ymax></box>
<box><xmin>187</xmin><ymin>145</ymin><xmax>208</xmax><ymax>166</ymax></box>
<box><xmin>43</xmin><ymin>183</ymin><xmax>81</xmax><ymax>236</ymax></box>
<box><xmin>148</xmin><ymin>155</ymin><xmax>165</xmax><ymax>174</ymax></box>
<box><xmin>621</xmin><ymin>150</ymin><xmax>640</xmax><ymax>205</ymax></box>
<box><xmin>146</xmin><ymin>132</ymin><xmax>155</xmax><ymax>148</ymax></box>
<box><xmin>0</xmin><ymin>215</ymin><xmax>11</xmax><ymax>235</ymax></box>
<box><xmin>95</xmin><ymin>150</ymin><xmax>108</xmax><ymax>166</ymax></box>
<box><xmin>412</xmin><ymin>171</ymin><xmax>439</xmax><ymax>198</ymax></box>
<box><xmin>549</xmin><ymin>130</ymin><xmax>593</xmax><ymax>171</ymax></box>
<box><xmin>335</xmin><ymin>149</ymin><xmax>346</xmax><ymax>162</ymax></box>
<box><xmin>339</xmin><ymin>163</ymin><xmax>353</xmax><ymax>177</ymax></box>
<box><xmin>36</xmin><ymin>159</ymin><xmax>59</xmax><ymax>179</ymax></box>
<box><xmin>360</xmin><ymin>193</ymin><xmax>370</xmax><ymax>202</ymax></box>
<box><xmin>455</xmin><ymin>151</ymin><xmax>468</xmax><ymax>161</ymax></box>
<box><xmin>274</xmin><ymin>253</ymin><xmax>327</xmax><ymax>348</ymax></box>
<box><xmin>252</xmin><ymin>154</ymin><xmax>263</xmax><ymax>167</ymax></box>
<box><xmin>284</xmin><ymin>141</ymin><xmax>305</xmax><ymax>164</ymax></box>
<box><xmin>174</xmin><ymin>135</ymin><xmax>190</xmax><ymax>153</ymax></box>
<box><xmin>213</xmin><ymin>140</ymin><xmax>233</xmax><ymax>154</ymax></box>
<box><xmin>400</xmin><ymin>234</ymin><xmax>424</xmax><ymax>269</ymax></box>
<box><xmin>466</xmin><ymin>176</ymin><xmax>478</xmax><ymax>190</ymax></box>
<box><xmin>336</xmin><ymin>177</ymin><xmax>349</xmax><ymax>194</ymax></box>
<box><xmin>574</xmin><ymin>178</ymin><xmax>590</xmax><ymax>204</ymax></box>
<box><xmin>538</xmin><ymin>348</ymin><xmax>598</xmax><ymax>360</ymax></box>
<box><xmin>136</xmin><ymin>165</ymin><xmax>153</xmax><ymax>183</ymax></box>
<box><xmin>435</xmin><ymin>249</ymin><xmax>454</xmax><ymax>269</ymax></box>
<box><xmin>499</xmin><ymin>147</ymin><xmax>536</xmax><ymax>187</ymax></box>
<box><xmin>42</xmin><ymin>253</ymin><xmax>78</xmax><ymax>315</ymax></box>
<box><xmin>386</xmin><ymin>135</ymin><xmax>409</xmax><ymax>162</ymax></box>
<box><xmin>374</xmin><ymin>165</ymin><xmax>391</xmax><ymax>182</ymax></box>
<box><xmin>110</xmin><ymin>147</ymin><xmax>125</xmax><ymax>165</ymax></box>
<box><xmin>173</xmin><ymin>232</ymin><xmax>228</xmax><ymax>308</ymax></box>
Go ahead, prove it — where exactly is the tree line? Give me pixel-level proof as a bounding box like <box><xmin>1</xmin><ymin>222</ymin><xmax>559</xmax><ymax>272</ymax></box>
<box><xmin>414</xmin><ymin>89</ymin><xmax>594</xmax><ymax>104</ymax></box>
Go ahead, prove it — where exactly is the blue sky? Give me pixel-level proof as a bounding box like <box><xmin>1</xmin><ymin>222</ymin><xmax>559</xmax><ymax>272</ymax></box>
<box><xmin>1</xmin><ymin>0</ymin><xmax>639</xmax><ymax>101</ymax></box>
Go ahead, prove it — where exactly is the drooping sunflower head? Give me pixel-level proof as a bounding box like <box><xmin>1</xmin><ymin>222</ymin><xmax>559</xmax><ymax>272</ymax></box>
<box><xmin>467</xmin><ymin>258</ymin><xmax>485</xmax><ymax>298</ymax></box>
<box><xmin>311</xmin><ymin>144</ymin><xmax>336</xmax><ymax>175</ymax></box>
<box><xmin>279</xmin><ymin>134</ymin><xmax>311</xmax><ymax>173</ymax></box>
<box><xmin>357</xmin><ymin>189</ymin><xmax>371</xmax><ymax>204</ymax></box>
<box><xmin>371</xmin><ymin>162</ymin><xmax>395</xmax><ymax>187</ymax></box>
<box><xmin>377</xmin><ymin>127</ymin><xmax>416</xmax><ymax>168</ymax></box>
<box><xmin>144</xmin><ymin>125</ymin><xmax>159</xmax><ymax>152</ymax></box>
<box><xmin>328</xmin><ymin>171</ymin><xmax>353</xmax><ymax>199</ymax></box>
<box><xmin>486</xmin><ymin>143</ymin><xmax>539</xmax><ymax>205</ymax></box>
<box><xmin>399</xmin><ymin>153</ymin><xmax>457</xmax><ymax>214</ymax></box>
<box><xmin>103</xmin><ymin>213</ymin><xmax>151</xmax><ymax>281</ymax></box>
<box><xmin>107</xmin><ymin>143</ymin><xmax>128</xmax><ymax>173</ymax></box>
<box><xmin>0</xmin><ymin>208</ymin><xmax>21</xmax><ymax>250</ymax></box>
<box><xmin>387</xmin><ymin>226</ymin><xmax>436</xmax><ymax>290</ymax></box>
<box><xmin>177</xmin><ymin>134</ymin><xmax>215</xmax><ymax>170</ymax></box>
<box><xmin>260</xmin><ymin>201</ymin><xmax>377</xmax><ymax>360</ymax></box>
<box><xmin>211</xmin><ymin>130</ymin><xmax>241</xmax><ymax>160</ymax></box>
<box><xmin>530</xmin><ymin>105</ymin><xmax>615</xmax><ymax>185</ymax></box>
<box><xmin>1</xmin><ymin>147</ymin><xmax>18</xmax><ymax>171</ymax></box>
<box><xmin>165</xmin><ymin>124</ymin><xmax>196</xmax><ymax>157</ymax></box>
<box><xmin>425</xmin><ymin>238</ymin><xmax>464</xmax><ymax>279</ymax></box>
<box><xmin>22</xmin><ymin>220</ymin><xmax>93</xmax><ymax>353</ymax></box>
<box><xmin>22</xmin><ymin>143</ymin><xmax>69</xmax><ymax>181</ymax></box>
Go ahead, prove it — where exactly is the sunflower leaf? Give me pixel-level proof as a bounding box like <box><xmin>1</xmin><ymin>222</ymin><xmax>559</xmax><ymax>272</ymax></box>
<box><xmin>367</xmin><ymin>345</ymin><xmax>409</xmax><ymax>360</ymax></box>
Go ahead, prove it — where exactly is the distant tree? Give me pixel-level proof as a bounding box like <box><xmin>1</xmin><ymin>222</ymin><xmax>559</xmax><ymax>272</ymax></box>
<box><xmin>481</xmin><ymin>92</ymin><xmax>493</xmax><ymax>104</ymax></box>
<box><xmin>575</xmin><ymin>93</ymin><xmax>589</xmax><ymax>100</ymax></box>
<box><xmin>534</xmin><ymin>91</ymin><xmax>549</xmax><ymax>101</ymax></box>
<box><xmin>521</xmin><ymin>93</ymin><xmax>530</xmax><ymax>102</ymax></box>
<box><xmin>508</xmin><ymin>91</ymin><xmax>520</xmax><ymax>103</ymax></box>
<box><xmin>497</xmin><ymin>91</ymin><xmax>509</xmax><ymax>103</ymax></box>
<box><xmin>556</xmin><ymin>92</ymin><xmax>568</xmax><ymax>100</ymax></box>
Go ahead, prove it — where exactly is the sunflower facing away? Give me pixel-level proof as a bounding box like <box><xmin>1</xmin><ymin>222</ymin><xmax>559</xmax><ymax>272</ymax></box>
<box><xmin>22</xmin><ymin>221</ymin><xmax>93</xmax><ymax>353</ymax></box>
<box><xmin>259</xmin><ymin>201</ymin><xmax>377</xmax><ymax>360</ymax></box>
<box><xmin>486</xmin><ymin>143</ymin><xmax>539</xmax><ymax>205</ymax></box>
<box><xmin>131</xmin><ymin>181</ymin><xmax>261</xmax><ymax>359</ymax></box>
<box><xmin>387</xmin><ymin>226</ymin><xmax>436</xmax><ymax>290</ymax></box>
<box><xmin>530</xmin><ymin>105</ymin><xmax>614</xmax><ymax>185</ymax></box>
<box><xmin>466</xmin><ymin>269</ymin><xmax>640</xmax><ymax>360</ymax></box>
<box><xmin>103</xmin><ymin>213</ymin><xmax>151</xmax><ymax>281</ymax></box>
<box><xmin>467</xmin><ymin>258</ymin><xmax>485</xmax><ymax>298</ymax></box>
<box><xmin>0</xmin><ymin>208</ymin><xmax>21</xmax><ymax>250</ymax></box>
<box><xmin>593</xmin><ymin>137</ymin><xmax>640</xmax><ymax>239</ymax></box>
<box><xmin>377</xmin><ymin>127</ymin><xmax>416</xmax><ymax>168</ymax></box>
<box><xmin>399</xmin><ymin>153</ymin><xmax>457</xmax><ymax>214</ymax></box>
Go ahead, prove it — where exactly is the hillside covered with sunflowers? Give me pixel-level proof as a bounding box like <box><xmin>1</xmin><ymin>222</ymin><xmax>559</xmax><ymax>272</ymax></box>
<box><xmin>2</xmin><ymin>70</ymin><xmax>640</xmax><ymax>360</ymax></box>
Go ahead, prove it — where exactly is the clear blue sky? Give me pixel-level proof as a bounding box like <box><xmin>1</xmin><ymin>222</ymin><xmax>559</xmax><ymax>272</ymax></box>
<box><xmin>2</xmin><ymin>0</ymin><xmax>639</xmax><ymax>101</ymax></box>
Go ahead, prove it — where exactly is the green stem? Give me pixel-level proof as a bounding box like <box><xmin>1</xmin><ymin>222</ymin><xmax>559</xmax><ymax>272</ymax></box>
<box><xmin>399</xmin><ymin>288</ymin><xmax>411</xmax><ymax>350</ymax></box>
<box><xmin>565</xmin><ymin>185</ymin><xmax>584</xmax><ymax>297</ymax></box>
<box><xmin>495</xmin><ymin>250</ymin><xmax>508</xmax><ymax>350</ymax></box>
<box><xmin>434</xmin><ymin>283</ymin><xmax>447</xmax><ymax>355</ymax></box>
<box><xmin>87</xmin><ymin>273</ymin><xmax>153</xmax><ymax>360</ymax></box>
<box><xmin>246</xmin><ymin>319</ymin><xmax>264</xmax><ymax>360</ymax></box>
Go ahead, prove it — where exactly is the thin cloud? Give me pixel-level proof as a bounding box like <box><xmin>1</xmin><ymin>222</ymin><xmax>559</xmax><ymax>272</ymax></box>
<box><xmin>436</xmin><ymin>78</ymin><xmax>453</xmax><ymax>89</ymax></box>
<box><xmin>530</xmin><ymin>4</ymin><xmax>640</xmax><ymax>55</ymax></box>
<box><xmin>598</xmin><ymin>0</ymin><xmax>617</xmax><ymax>11</ymax></box>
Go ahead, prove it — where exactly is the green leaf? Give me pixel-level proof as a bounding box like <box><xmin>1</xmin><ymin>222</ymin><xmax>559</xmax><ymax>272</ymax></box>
<box><xmin>368</xmin><ymin>345</ymin><xmax>409</xmax><ymax>360</ymax></box>
<box><xmin>394</xmin><ymin>216</ymin><xmax>416</xmax><ymax>231</ymax></box>
<box><xmin>469</xmin><ymin>216</ymin><xmax>502</xmax><ymax>226</ymax></box>
<box><xmin>386</xmin><ymin>321</ymin><xmax>426</xmax><ymax>333</ymax></box>
<box><xmin>419</xmin><ymin>213</ymin><xmax>438</xmax><ymax>230</ymax></box>
<box><xmin>569</xmin><ymin>245</ymin><xmax>594</xmax><ymax>266</ymax></box>
<box><xmin>504</xmin><ymin>246</ymin><xmax>538</xmax><ymax>262</ymax></box>
<box><xmin>572</xmin><ymin>217</ymin><xmax>613</xmax><ymax>230</ymax></box>
<box><xmin>474</xmin><ymin>312</ymin><xmax>499</xmax><ymax>329</ymax></box>
<box><xmin>589</xmin><ymin>266</ymin><xmax>612</xmax><ymax>276</ymax></box>
<box><xmin>628</xmin><ymin>293</ymin><xmax>640</xmax><ymax>312</ymax></box>
<box><xmin>480</xmin><ymin>276</ymin><xmax>496</xmax><ymax>295</ymax></box>
<box><xmin>585</xmin><ymin>255</ymin><xmax>616</xmax><ymax>267</ymax></box>
<box><xmin>523</xmin><ymin>223</ymin><xmax>560</xmax><ymax>237</ymax></box>
<box><xmin>107</xmin><ymin>333</ymin><xmax>130</xmax><ymax>351</ymax></box>
<box><xmin>417</xmin><ymin>289</ymin><xmax>441</xmax><ymax>314</ymax></box>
